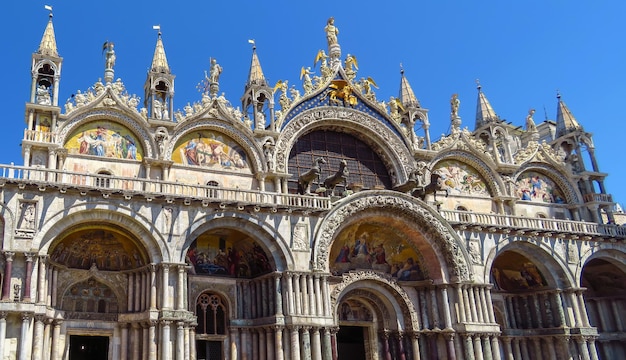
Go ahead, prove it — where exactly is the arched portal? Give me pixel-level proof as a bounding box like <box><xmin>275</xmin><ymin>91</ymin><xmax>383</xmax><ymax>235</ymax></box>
<box><xmin>581</xmin><ymin>257</ymin><xmax>626</xmax><ymax>359</ymax></box>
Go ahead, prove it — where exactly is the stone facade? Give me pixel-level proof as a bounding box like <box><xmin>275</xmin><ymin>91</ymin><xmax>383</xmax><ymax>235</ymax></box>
<box><xmin>0</xmin><ymin>15</ymin><xmax>624</xmax><ymax>360</ymax></box>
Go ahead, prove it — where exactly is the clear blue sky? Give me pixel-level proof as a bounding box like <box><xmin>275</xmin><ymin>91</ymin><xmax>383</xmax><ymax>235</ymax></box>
<box><xmin>4</xmin><ymin>1</ymin><xmax>626</xmax><ymax>207</ymax></box>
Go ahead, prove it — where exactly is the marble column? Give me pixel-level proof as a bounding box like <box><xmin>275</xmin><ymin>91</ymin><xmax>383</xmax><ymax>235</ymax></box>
<box><xmin>440</xmin><ymin>286</ymin><xmax>453</xmax><ymax>329</ymax></box>
<box><xmin>410</xmin><ymin>332</ymin><xmax>421</xmax><ymax>360</ymax></box>
<box><xmin>149</xmin><ymin>321</ymin><xmax>158</xmax><ymax>360</ymax></box>
<box><xmin>275</xmin><ymin>326</ymin><xmax>284</xmax><ymax>360</ymax></box>
<box><xmin>473</xmin><ymin>335</ymin><xmax>484</xmax><ymax>360</ymax></box>
<box><xmin>259</xmin><ymin>328</ymin><xmax>267</xmax><ymax>360</ymax></box>
<box><xmin>314</xmin><ymin>275</ymin><xmax>322</xmax><ymax>316</ymax></box>
<box><xmin>132</xmin><ymin>323</ymin><xmax>141</xmax><ymax>360</ymax></box>
<box><xmin>501</xmin><ymin>337</ymin><xmax>513</xmax><ymax>360</ymax></box>
<box><xmin>50</xmin><ymin>321</ymin><xmax>61</xmax><ymax>360</ymax></box>
<box><xmin>482</xmin><ymin>335</ymin><xmax>493</xmax><ymax>360</ymax></box>
<box><xmin>485</xmin><ymin>286</ymin><xmax>496</xmax><ymax>323</ymax></box>
<box><xmin>567</xmin><ymin>290</ymin><xmax>582</xmax><ymax>327</ymax></box>
<box><xmin>490</xmin><ymin>335</ymin><xmax>501</xmax><ymax>360</ymax></box>
<box><xmin>294</xmin><ymin>274</ymin><xmax>302</xmax><ymax>315</ymax></box>
<box><xmin>18</xmin><ymin>313</ymin><xmax>32</xmax><ymax>360</ymax></box>
<box><xmin>322</xmin><ymin>328</ymin><xmax>332</xmax><ymax>360</ymax></box>
<box><xmin>161</xmin><ymin>320</ymin><xmax>171</xmax><ymax>360</ymax></box>
<box><xmin>183</xmin><ymin>325</ymin><xmax>190</xmax><ymax>360</ymax></box>
<box><xmin>120</xmin><ymin>323</ymin><xmax>129</xmax><ymax>360</ymax></box>
<box><xmin>230</xmin><ymin>328</ymin><xmax>238</xmax><ymax>360</ymax></box>
<box><xmin>311</xmin><ymin>328</ymin><xmax>322</xmax><ymax>360</ymax></box>
<box><xmin>443</xmin><ymin>333</ymin><xmax>456</xmax><ymax>360</ymax></box>
<box><xmin>37</xmin><ymin>256</ymin><xmax>48</xmax><ymax>304</ymax></box>
<box><xmin>576</xmin><ymin>337</ymin><xmax>591</xmax><ymax>360</ymax></box>
<box><xmin>24</xmin><ymin>253</ymin><xmax>34</xmax><ymax>301</ymax></box>
<box><xmin>302</xmin><ymin>327</ymin><xmax>312</xmax><ymax>360</ymax></box>
<box><xmin>2</xmin><ymin>252</ymin><xmax>15</xmax><ymax>300</ymax></box>
<box><xmin>150</xmin><ymin>264</ymin><xmax>157</xmax><ymax>310</ymax></box>
<box><xmin>291</xmin><ymin>326</ymin><xmax>301</xmax><ymax>360</ymax></box>
<box><xmin>0</xmin><ymin>313</ymin><xmax>7</xmax><ymax>360</ymax></box>
<box><xmin>275</xmin><ymin>274</ymin><xmax>283</xmax><ymax>316</ymax></box>
<box><xmin>177</xmin><ymin>266</ymin><xmax>185</xmax><ymax>310</ymax></box>
<box><xmin>42</xmin><ymin>319</ymin><xmax>51</xmax><ymax>360</ymax></box>
<box><xmin>162</xmin><ymin>265</ymin><xmax>171</xmax><ymax>309</ymax></box>
<box><xmin>190</xmin><ymin>327</ymin><xmax>197</xmax><ymax>360</ymax></box>
<box><xmin>576</xmin><ymin>291</ymin><xmax>590</xmax><ymax>327</ymax></box>
<box><xmin>463</xmin><ymin>334</ymin><xmax>475</xmax><ymax>360</ymax></box>
<box><xmin>456</xmin><ymin>284</ymin><xmax>467</xmax><ymax>323</ymax></box>
<box><xmin>286</xmin><ymin>274</ymin><xmax>294</xmax><ymax>315</ymax></box>
<box><xmin>176</xmin><ymin>322</ymin><xmax>185</xmax><ymax>360</ymax></box>
<box><xmin>32</xmin><ymin>315</ymin><xmax>45</xmax><ymax>360</ymax></box>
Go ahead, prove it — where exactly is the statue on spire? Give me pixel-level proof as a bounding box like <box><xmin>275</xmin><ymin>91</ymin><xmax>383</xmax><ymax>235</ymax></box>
<box><xmin>103</xmin><ymin>41</ymin><xmax>116</xmax><ymax>83</ymax></box>
<box><xmin>324</xmin><ymin>17</ymin><xmax>341</xmax><ymax>65</ymax></box>
<box><xmin>325</xmin><ymin>17</ymin><xmax>339</xmax><ymax>47</ymax></box>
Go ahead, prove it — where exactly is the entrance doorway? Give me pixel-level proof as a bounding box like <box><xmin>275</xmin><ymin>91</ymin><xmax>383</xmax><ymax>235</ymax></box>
<box><xmin>337</xmin><ymin>326</ymin><xmax>366</xmax><ymax>360</ymax></box>
<box><xmin>69</xmin><ymin>335</ymin><xmax>109</xmax><ymax>360</ymax></box>
<box><xmin>197</xmin><ymin>340</ymin><xmax>223</xmax><ymax>360</ymax></box>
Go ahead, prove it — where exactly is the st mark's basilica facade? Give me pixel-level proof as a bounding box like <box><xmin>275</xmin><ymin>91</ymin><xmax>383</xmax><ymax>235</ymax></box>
<box><xmin>0</xmin><ymin>13</ymin><xmax>625</xmax><ymax>360</ymax></box>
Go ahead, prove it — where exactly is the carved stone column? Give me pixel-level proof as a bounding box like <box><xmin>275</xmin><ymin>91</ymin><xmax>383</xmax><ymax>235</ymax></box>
<box><xmin>1</xmin><ymin>252</ymin><xmax>15</xmax><ymax>300</ymax></box>
<box><xmin>50</xmin><ymin>321</ymin><xmax>62</xmax><ymax>360</ymax></box>
<box><xmin>0</xmin><ymin>313</ymin><xmax>7</xmax><ymax>360</ymax></box>
<box><xmin>275</xmin><ymin>274</ymin><xmax>283</xmax><ymax>316</ymax></box>
<box><xmin>443</xmin><ymin>332</ymin><xmax>456</xmax><ymax>360</ymax></box>
<box><xmin>311</xmin><ymin>327</ymin><xmax>322</xmax><ymax>360</ymax></box>
<box><xmin>161</xmin><ymin>320</ymin><xmax>171</xmax><ymax>360</ymax></box>
<box><xmin>291</xmin><ymin>326</ymin><xmax>301</xmax><ymax>360</ymax></box>
<box><xmin>149</xmin><ymin>320</ymin><xmax>158</xmax><ymax>360</ymax></box>
<box><xmin>177</xmin><ymin>265</ymin><xmax>185</xmax><ymax>310</ymax></box>
<box><xmin>37</xmin><ymin>255</ymin><xmax>48</xmax><ymax>304</ymax></box>
<box><xmin>162</xmin><ymin>264</ymin><xmax>171</xmax><ymax>309</ymax></box>
<box><xmin>176</xmin><ymin>321</ymin><xmax>185</xmax><ymax>360</ymax></box>
<box><xmin>132</xmin><ymin>323</ymin><xmax>141</xmax><ymax>360</ymax></box>
<box><xmin>301</xmin><ymin>326</ymin><xmax>312</xmax><ymax>360</ymax></box>
<box><xmin>275</xmin><ymin>326</ymin><xmax>284</xmax><ymax>360</ymax></box>
<box><xmin>32</xmin><ymin>315</ymin><xmax>46</xmax><ymax>360</ymax></box>
<box><xmin>24</xmin><ymin>253</ymin><xmax>35</xmax><ymax>301</ymax></box>
<box><xmin>120</xmin><ymin>323</ymin><xmax>129</xmax><ymax>360</ymax></box>
<box><xmin>149</xmin><ymin>264</ymin><xmax>157</xmax><ymax>310</ymax></box>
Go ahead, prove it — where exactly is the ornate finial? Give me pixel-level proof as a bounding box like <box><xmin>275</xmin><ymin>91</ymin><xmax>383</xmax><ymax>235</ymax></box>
<box><xmin>152</xmin><ymin>24</ymin><xmax>161</xmax><ymax>36</ymax></box>
<box><xmin>556</xmin><ymin>89</ymin><xmax>561</xmax><ymax>99</ymax></box>
<box><xmin>400</xmin><ymin>63</ymin><xmax>404</xmax><ymax>75</ymax></box>
<box><xmin>44</xmin><ymin>5</ymin><xmax>53</xmax><ymax>18</ymax></box>
<box><xmin>475</xmin><ymin>79</ymin><xmax>481</xmax><ymax>91</ymax></box>
<box><xmin>248</xmin><ymin>39</ymin><xmax>256</xmax><ymax>50</ymax></box>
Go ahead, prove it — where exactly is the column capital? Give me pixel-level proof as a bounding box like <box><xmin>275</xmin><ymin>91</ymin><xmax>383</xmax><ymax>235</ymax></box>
<box><xmin>0</xmin><ymin>312</ymin><xmax>7</xmax><ymax>320</ymax></box>
<box><xmin>21</xmin><ymin>313</ymin><xmax>33</xmax><ymax>322</ymax></box>
<box><xmin>3</xmin><ymin>252</ymin><xmax>15</xmax><ymax>262</ymax></box>
<box><xmin>160</xmin><ymin>320</ymin><xmax>171</xmax><ymax>326</ymax></box>
<box><xmin>34</xmin><ymin>314</ymin><xmax>46</xmax><ymax>323</ymax></box>
<box><xmin>25</xmin><ymin>253</ymin><xmax>36</xmax><ymax>262</ymax></box>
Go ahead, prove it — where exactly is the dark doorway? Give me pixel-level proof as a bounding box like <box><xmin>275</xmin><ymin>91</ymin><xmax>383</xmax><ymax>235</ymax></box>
<box><xmin>69</xmin><ymin>335</ymin><xmax>109</xmax><ymax>360</ymax></box>
<box><xmin>197</xmin><ymin>340</ymin><xmax>223</xmax><ymax>360</ymax></box>
<box><xmin>337</xmin><ymin>326</ymin><xmax>366</xmax><ymax>360</ymax></box>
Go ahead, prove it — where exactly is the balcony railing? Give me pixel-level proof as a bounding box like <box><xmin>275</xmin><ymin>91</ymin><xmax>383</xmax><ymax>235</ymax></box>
<box><xmin>24</xmin><ymin>130</ymin><xmax>57</xmax><ymax>143</ymax></box>
<box><xmin>0</xmin><ymin>164</ymin><xmax>331</xmax><ymax>211</ymax></box>
<box><xmin>583</xmin><ymin>193</ymin><xmax>614</xmax><ymax>203</ymax></box>
<box><xmin>440</xmin><ymin>210</ymin><xmax>626</xmax><ymax>238</ymax></box>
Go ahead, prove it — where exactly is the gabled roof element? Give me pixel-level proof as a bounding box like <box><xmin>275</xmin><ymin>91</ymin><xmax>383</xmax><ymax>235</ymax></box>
<box><xmin>38</xmin><ymin>14</ymin><xmax>59</xmax><ymax>57</ymax></box>
<box><xmin>475</xmin><ymin>82</ymin><xmax>499</xmax><ymax>128</ymax></box>
<box><xmin>150</xmin><ymin>31</ymin><xmax>170</xmax><ymax>74</ymax></box>
<box><xmin>398</xmin><ymin>68</ymin><xmax>420</xmax><ymax>108</ymax></box>
<box><xmin>555</xmin><ymin>92</ymin><xmax>582</xmax><ymax>137</ymax></box>
<box><xmin>246</xmin><ymin>43</ymin><xmax>267</xmax><ymax>87</ymax></box>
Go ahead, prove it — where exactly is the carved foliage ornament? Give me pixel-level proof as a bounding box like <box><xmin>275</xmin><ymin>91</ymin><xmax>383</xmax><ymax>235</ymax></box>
<box><xmin>314</xmin><ymin>192</ymin><xmax>471</xmax><ymax>281</ymax></box>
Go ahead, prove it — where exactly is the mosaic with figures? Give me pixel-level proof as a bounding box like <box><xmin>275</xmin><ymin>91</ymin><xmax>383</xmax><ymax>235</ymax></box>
<box><xmin>433</xmin><ymin>160</ymin><xmax>489</xmax><ymax>196</ymax></box>
<box><xmin>186</xmin><ymin>229</ymin><xmax>272</xmax><ymax>278</ymax></box>
<box><xmin>172</xmin><ymin>131</ymin><xmax>250</xmax><ymax>172</ymax></box>
<box><xmin>515</xmin><ymin>171</ymin><xmax>565</xmax><ymax>203</ymax></box>
<box><xmin>330</xmin><ymin>223</ymin><xmax>427</xmax><ymax>281</ymax></box>
<box><xmin>65</xmin><ymin>122</ymin><xmax>142</xmax><ymax>160</ymax></box>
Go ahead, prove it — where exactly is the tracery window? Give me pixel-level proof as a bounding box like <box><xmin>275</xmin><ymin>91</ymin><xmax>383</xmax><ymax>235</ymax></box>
<box><xmin>196</xmin><ymin>292</ymin><xmax>226</xmax><ymax>335</ymax></box>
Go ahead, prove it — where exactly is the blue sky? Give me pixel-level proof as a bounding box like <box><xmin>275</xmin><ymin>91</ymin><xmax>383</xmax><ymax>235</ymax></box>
<box><xmin>4</xmin><ymin>1</ymin><xmax>626</xmax><ymax>207</ymax></box>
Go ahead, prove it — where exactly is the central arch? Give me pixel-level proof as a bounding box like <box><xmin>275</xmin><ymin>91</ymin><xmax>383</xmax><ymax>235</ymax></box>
<box><xmin>312</xmin><ymin>191</ymin><xmax>472</xmax><ymax>282</ymax></box>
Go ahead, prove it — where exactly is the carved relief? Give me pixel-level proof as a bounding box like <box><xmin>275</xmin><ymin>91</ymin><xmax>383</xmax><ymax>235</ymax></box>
<box><xmin>292</xmin><ymin>223</ymin><xmax>309</xmax><ymax>251</ymax></box>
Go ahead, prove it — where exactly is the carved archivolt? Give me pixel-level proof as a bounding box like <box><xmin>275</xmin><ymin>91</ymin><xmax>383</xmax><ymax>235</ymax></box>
<box><xmin>58</xmin><ymin>109</ymin><xmax>156</xmax><ymax>159</ymax></box>
<box><xmin>313</xmin><ymin>191</ymin><xmax>472</xmax><ymax>281</ymax></box>
<box><xmin>275</xmin><ymin>107</ymin><xmax>413</xmax><ymax>184</ymax></box>
<box><xmin>168</xmin><ymin>121</ymin><xmax>264</xmax><ymax>173</ymax></box>
<box><xmin>331</xmin><ymin>271</ymin><xmax>419</xmax><ymax>331</ymax></box>
<box><xmin>513</xmin><ymin>163</ymin><xmax>580</xmax><ymax>203</ymax></box>
<box><xmin>430</xmin><ymin>149</ymin><xmax>503</xmax><ymax>197</ymax></box>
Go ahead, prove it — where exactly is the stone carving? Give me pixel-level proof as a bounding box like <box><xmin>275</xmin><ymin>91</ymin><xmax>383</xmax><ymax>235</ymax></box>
<box><xmin>322</xmin><ymin>159</ymin><xmax>349</xmax><ymax>196</ymax></box>
<box><xmin>298</xmin><ymin>157</ymin><xmax>326</xmax><ymax>195</ymax></box>
<box><xmin>36</xmin><ymin>85</ymin><xmax>51</xmax><ymax>105</ymax></box>
<box><xmin>19</xmin><ymin>202</ymin><xmax>36</xmax><ymax>230</ymax></box>
<box><xmin>292</xmin><ymin>223</ymin><xmax>309</xmax><ymax>251</ymax></box>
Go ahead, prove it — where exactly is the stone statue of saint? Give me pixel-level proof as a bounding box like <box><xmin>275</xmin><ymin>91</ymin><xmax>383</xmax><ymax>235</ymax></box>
<box><xmin>325</xmin><ymin>17</ymin><xmax>339</xmax><ymax>47</ymax></box>
<box><xmin>103</xmin><ymin>42</ymin><xmax>116</xmax><ymax>70</ymax></box>
<box><xmin>209</xmin><ymin>58</ymin><xmax>222</xmax><ymax>83</ymax></box>
<box><xmin>526</xmin><ymin>109</ymin><xmax>537</xmax><ymax>132</ymax></box>
<box><xmin>450</xmin><ymin>93</ymin><xmax>460</xmax><ymax>119</ymax></box>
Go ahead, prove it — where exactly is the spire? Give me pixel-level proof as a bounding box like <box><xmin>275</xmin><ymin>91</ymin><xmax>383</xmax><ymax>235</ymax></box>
<box><xmin>555</xmin><ymin>92</ymin><xmax>582</xmax><ymax>137</ymax></box>
<box><xmin>398</xmin><ymin>67</ymin><xmax>420</xmax><ymax>108</ymax></box>
<box><xmin>38</xmin><ymin>12</ymin><xmax>58</xmax><ymax>57</ymax></box>
<box><xmin>246</xmin><ymin>41</ymin><xmax>267</xmax><ymax>87</ymax></box>
<box><xmin>475</xmin><ymin>81</ymin><xmax>499</xmax><ymax>128</ymax></box>
<box><xmin>150</xmin><ymin>30</ymin><xmax>170</xmax><ymax>74</ymax></box>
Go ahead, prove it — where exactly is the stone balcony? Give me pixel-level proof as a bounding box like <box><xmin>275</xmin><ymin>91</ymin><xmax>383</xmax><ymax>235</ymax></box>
<box><xmin>440</xmin><ymin>210</ymin><xmax>626</xmax><ymax>239</ymax></box>
<box><xmin>0</xmin><ymin>164</ymin><xmax>331</xmax><ymax>213</ymax></box>
<box><xmin>583</xmin><ymin>192</ymin><xmax>614</xmax><ymax>204</ymax></box>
